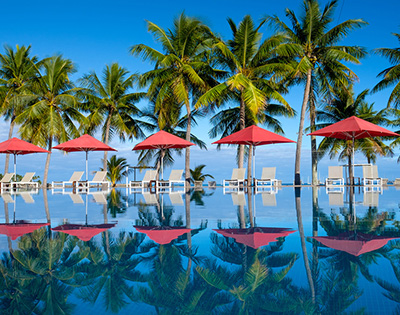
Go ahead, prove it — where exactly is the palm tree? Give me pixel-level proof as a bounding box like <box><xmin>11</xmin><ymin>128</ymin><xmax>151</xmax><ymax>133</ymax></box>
<box><xmin>373</xmin><ymin>32</ymin><xmax>400</xmax><ymax>108</ymax></box>
<box><xmin>190</xmin><ymin>164</ymin><xmax>214</xmax><ymax>183</ymax></box>
<box><xmin>0</xmin><ymin>45</ymin><xmax>39</xmax><ymax>174</ymax></box>
<box><xmin>267</xmin><ymin>0</ymin><xmax>367</xmax><ymax>185</ymax></box>
<box><xmin>130</xmin><ymin>12</ymin><xmax>220</xmax><ymax>185</ymax></box>
<box><xmin>79</xmin><ymin>63</ymin><xmax>146</xmax><ymax>171</ymax></box>
<box><xmin>102</xmin><ymin>155</ymin><xmax>131</xmax><ymax>187</ymax></box>
<box><xmin>315</xmin><ymin>88</ymin><xmax>393</xmax><ymax>171</ymax></box>
<box><xmin>15</xmin><ymin>55</ymin><xmax>86</xmax><ymax>187</ymax></box>
<box><xmin>196</xmin><ymin>15</ymin><xmax>291</xmax><ymax>168</ymax></box>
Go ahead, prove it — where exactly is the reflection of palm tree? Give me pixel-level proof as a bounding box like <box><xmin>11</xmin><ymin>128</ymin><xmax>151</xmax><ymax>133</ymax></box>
<box><xmin>107</xmin><ymin>189</ymin><xmax>128</xmax><ymax>218</ymax></box>
<box><xmin>190</xmin><ymin>188</ymin><xmax>214</xmax><ymax>206</ymax></box>
<box><xmin>10</xmin><ymin>228</ymin><xmax>86</xmax><ymax>314</ymax></box>
<box><xmin>77</xmin><ymin>231</ymin><xmax>147</xmax><ymax>313</ymax></box>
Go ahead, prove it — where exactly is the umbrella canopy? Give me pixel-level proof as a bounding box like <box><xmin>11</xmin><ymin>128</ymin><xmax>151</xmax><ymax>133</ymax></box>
<box><xmin>213</xmin><ymin>125</ymin><xmax>295</xmax><ymax>185</ymax></box>
<box><xmin>313</xmin><ymin>232</ymin><xmax>399</xmax><ymax>256</ymax></box>
<box><xmin>133</xmin><ymin>130</ymin><xmax>195</xmax><ymax>179</ymax></box>
<box><xmin>53</xmin><ymin>134</ymin><xmax>117</xmax><ymax>181</ymax></box>
<box><xmin>307</xmin><ymin>116</ymin><xmax>399</xmax><ymax>184</ymax></box>
<box><xmin>0</xmin><ymin>221</ymin><xmax>50</xmax><ymax>240</ymax></box>
<box><xmin>52</xmin><ymin>223</ymin><xmax>116</xmax><ymax>242</ymax></box>
<box><xmin>214</xmin><ymin>227</ymin><xmax>296</xmax><ymax>249</ymax></box>
<box><xmin>134</xmin><ymin>226</ymin><xmax>192</xmax><ymax>245</ymax></box>
<box><xmin>0</xmin><ymin>137</ymin><xmax>49</xmax><ymax>179</ymax></box>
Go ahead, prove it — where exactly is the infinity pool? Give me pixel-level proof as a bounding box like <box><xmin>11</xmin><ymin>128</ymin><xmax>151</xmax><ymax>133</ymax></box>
<box><xmin>0</xmin><ymin>186</ymin><xmax>399</xmax><ymax>314</ymax></box>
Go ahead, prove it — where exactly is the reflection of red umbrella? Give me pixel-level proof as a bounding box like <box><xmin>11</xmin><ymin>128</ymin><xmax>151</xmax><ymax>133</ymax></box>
<box><xmin>0</xmin><ymin>138</ymin><xmax>49</xmax><ymax>179</ymax></box>
<box><xmin>134</xmin><ymin>226</ymin><xmax>192</xmax><ymax>245</ymax></box>
<box><xmin>313</xmin><ymin>232</ymin><xmax>399</xmax><ymax>256</ymax></box>
<box><xmin>213</xmin><ymin>125</ymin><xmax>295</xmax><ymax>184</ymax></box>
<box><xmin>0</xmin><ymin>221</ymin><xmax>50</xmax><ymax>240</ymax></box>
<box><xmin>52</xmin><ymin>223</ymin><xmax>116</xmax><ymax>242</ymax></box>
<box><xmin>308</xmin><ymin>116</ymin><xmax>399</xmax><ymax>184</ymax></box>
<box><xmin>53</xmin><ymin>134</ymin><xmax>117</xmax><ymax>181</ymax></box>
<box><xmin>214</xmin><ymin>227</ymin><xmax>296</xmax><ymax>249</ymax></box>
<box><xmin>133</xmin><ymin>130</ymin><xmax>195</xmax><ymax>179</ymax></box>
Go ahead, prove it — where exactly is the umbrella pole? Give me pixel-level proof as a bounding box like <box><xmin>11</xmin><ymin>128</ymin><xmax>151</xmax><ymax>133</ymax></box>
<box><xmin>253</xmin><ymin>146</ymin><xmax>256</xmax><ymax>187</ymax></box>
<box><xmin>13</xmin><ymin>195</ymin><xmax>16</xmax><ymax>223</ymax></box>
<box><xmin>85</xmin><ymin>194</ymin><xmax>88</xmax><ymax>226</ymax></box>
<box><xmin>161</xmin><ymin>149</ymin><xmax>164</xmax><ymax>180</ymax></box>
<box><xmin>13</xmin><ymin>154</ymin><xmax>16</xmax><ymax>181</ymax></box>
<box><xmin>352</xmin><ymin>137</ymin><xmax>355</xmax><ymax>186</ymax></box>
<box><xmin>86</xmin><ymin>151</ymin><xmax>89</xmax><ymax>181</ymax></box>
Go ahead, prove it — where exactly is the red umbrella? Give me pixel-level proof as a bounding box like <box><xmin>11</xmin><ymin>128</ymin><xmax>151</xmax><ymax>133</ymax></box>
<box><xmin>52</xmin><ymin>223</ymin><xmax>116</xmax><ymax>241</ymax></box>
<box><xmin>313</xmin><ymin>232</ymin><xmax>399</xmax><ymax>256</ymax></box>
<box><xmin>0</xmin><ymin>138</ymin><xmax>49</xmax><ymax>180</ymax></box>
<box><xmin>134</xmin><ymin>226</ymin><xmax>192</xmax><ymax>245</ymax></box>
<box><xmin>213</xmin><ymin>125</ymin><xmax>295</xmax><ymax>184</ymax></box>
<box><xmin>53</xmin><ymin>134</ymin><xmax>117</xmax><ymax>181</ymax></box>
<box><xmin>133</xmin><ymin>130</ymin><xmax>195</xmax><ymax>179</ymax></box>
<box><xmin>0</xmin><ymin>221</ymin><xmax>50</xmax><ymax>240</ymax></box>
<box><xmin>214</xmin><ymin>227</ymin><xmax>296</xmax><ymax>249</ymax></box>
<box><xmin>308</xmin><ymin>116</ymin><xmax>399</xmax><ymax>184</ymax></box>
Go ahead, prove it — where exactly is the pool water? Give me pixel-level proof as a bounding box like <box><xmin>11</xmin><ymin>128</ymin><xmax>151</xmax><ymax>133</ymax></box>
<box><xmin>0</xmin><ymin>186</ymin><xmax>399</xmax><ymax>314</ymax></box>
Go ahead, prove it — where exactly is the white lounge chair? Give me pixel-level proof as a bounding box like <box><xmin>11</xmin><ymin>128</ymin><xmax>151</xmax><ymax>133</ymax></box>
<box><xmin>78</xmin><ymin>171</ymin><xmax>109</xmax><ymax>190</ymax></box>
<box><xmin>0</xmin><ymin>173</ymin><xmax>14</xmax><ymax>190</ymax></box>
<box><xmin>52</xmin><ymin>171</ymin><xmax>84</xmax><ymax>189</ymax></box>
<box><xmin>326</xmin><ymin>166</ymin><xmax>344</xmax><ymax>186</ymax></box>
<box><xmin>130</xmin><ymin>170</ymin><xmax>157</xmax><ymax>189</ymax></box>
<box><xmin>223</xmin><ymin>168</ymin><xmax>245</xmax><ymax>188</ymax></box>
<box><xmin>255</xmin><ymin>167</ymin><xmax>278</xmax><ymax>188</ymax></box>
<box><xmin>157</xmin><ymin>170</ymin><xmax>185</xmax><ymax>189</ymax></box>
<box><xmin>12</xmin><ymin>172</ymin><xmax>38</xmax><ymax>189</ymax></box>
<box><xmin>362</xmin><ymin>165</ymin><xmax>381</xmax><ymax>186</ymax></box>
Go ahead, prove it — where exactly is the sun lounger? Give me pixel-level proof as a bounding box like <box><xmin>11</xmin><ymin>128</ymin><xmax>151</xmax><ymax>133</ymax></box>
<box><xmin>326</xmin><ymin>166</ymin><xmax>344</xmax><ymax>186</ymax></box>
<box><xmin>255</xmin><ymin>167</ymin><xmax>278</xmax><ymax>187</ymax></box>
<box><xmin>156</xmin><ymin>170</ymin><xmax>185</xmax><ymax>189</ymax></box>
<box><xmin>362</xmin><ymin>165</ymin><xmax>381</xmax><ymax>186</ymax></box>
<box><xmin>130</xmin><ymin>170</ymin><xmax>157</xmax><ymax>189</ymax></box>
<box><xmin>78</xmin><ymin>171</ymin><xmax>109</xmax><ymax>190</ymax></box>
<box><xmin>52</xmin><ymin>171</ymin><xmax>84</xmax><ymax>189</ymax></box>
<box><xmin>223</xmin><ymin>168</ymin><xmax>245</xmax><ymax>188</ymax></box>
<box><xmin>0</xmin><ymin>173</ymin><xmax>14</xmax><ymax>190</ymax></box>
<box><xmin>12</xmin><ymin>172</ymin><xmax>38</xmax><ymax>189</ymax></box>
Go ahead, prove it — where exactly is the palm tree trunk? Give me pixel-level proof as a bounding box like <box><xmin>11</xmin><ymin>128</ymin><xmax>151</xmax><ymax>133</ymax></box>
<box><xmin>310</xmin><ymin>96</ymin><xmax>318</xmax><ymax>186</ymax></box>
<box><xmin>185</xmin><ymin>103</ymin><xmax>192</xmax><ymax>185</ymax></box>
<box><xmin>247</xmin><ymin>189</ymin><xmax>254</xmax><ymax>228</ymax></box>
<box><xmin>294</xmin><ymin>69</ymin><xmax>312</xmax><ymax>185</ymax></box>
<box><xmin>43</xmin><ymin>138</ymin><xmax>52</xmax><ymax>188</ymax></box>
<box><xmin>295</xmin><ymin>187</ymin><xmax>315</xmax><ymax>304</ymax></box>
<box><xmin>43</xmin><ymin>188</ymin><xmax>51</xmax><ymax>223</ymax></box>
<box><xmin>4</xmin><ymin>116</ymin><xmax>15</xmax><ymax>174</ymax></box>
<box><xmin>238</xmin><ymin>98</ymin><xmax>245</xmax><ymax>168</ymax></box>
<box><xmin>103</xmin><ymin>114</ymin><xmax>112</xmax><ymax>172</ymax></box>
<box><xmin>348</xmin><ymin>149</ymin><xmax>353</xmax><ymax>186</ymax></box>
<box><xmin>247</xmin><ymin>145</ymin><xmax>252</xmax><ymax>186</ymax></box>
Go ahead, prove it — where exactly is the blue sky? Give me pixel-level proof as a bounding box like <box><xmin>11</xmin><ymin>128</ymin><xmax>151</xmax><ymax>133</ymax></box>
<box><xmin>1</xmin><ymin>0</ymin><xmax>400</xmax><ymax>184</ymax></box>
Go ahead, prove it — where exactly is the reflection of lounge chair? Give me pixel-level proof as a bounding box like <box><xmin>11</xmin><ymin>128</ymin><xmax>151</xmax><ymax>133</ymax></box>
<box><xmin>68</xmin><ymin>193</ymin><xmax>84</xmax><ymax>204</ymax></box>
<box><xmin>326</xmin><ymin>166</ymin><xmax>344</xmax><ymax>186</ymax></box>
<box><xmin>157</xmin><ymin>170</ymin><xmax>185</xmax><ymax>189</ymax></box>
<box><xmin>255</xmin><ymin>167</ymin><xmax>277</xmax><ymax>187</ymax></box>
<box><xmin>91</xmin><ymin>192</ymin><xmax>107</xmax><ymax>204</ymax></box>
<box><xmin>328</xmin><ymin>191</ymin><xmax>344</xmax><ymax>206</ymax></box>
<box><xmin>362</xmin><ymin>165</ymin><xmax>381</xmax><ymax>186</ymax></box>
<box><xmin>231</xmin><ymin>193</ymin><xmax>246</xmax><ymax>206</ymax></box>
<box><xmin>12</xmin><ymin>172</ymin><xmax>37</xmax><ymax>189</ymax></box>
<box><xmin>168</xmin><ymin>192</ymin><xmax>183</xmax><ymax>205</ymax></box>
<box><xmin>363</xmin><ymin>191</ymin><xmax>379</xmax><ymax>207</ymax></box>
<box><xmin>261</xmin><ymin>192</ymin><xmax>277</xmax><ymax>206</ymax></box>
<box><xmin>52</xmin><ymin>171</ymin><xmax>84</xmax><ymax>189</ymax></box>
<box><xmin>78</xmin><ymin>171</ymin><xmax>109</xmax><ymax>189</ymax></box>
<box><xmin>1</xmin><ymin>193</ymin><xmax>14</xmax><ymax>203</ymax></box>
<box><xmin>130</xmin><ymin>170</ymin><xmax>157</xmax><ymax>189</ymax></box>
<box><xmin>223</xmin><ymin>168</ymin><xmax>245</xmax><ymax>188</ymax></box>
<box><xmin>20</xmin><ymin>192</ymin><xmax>35</xmax><ymax>204</ymax></box>
<box><xmin>394</xmin><ymin>178</ymin><xmax>400</xmax><ymax>186</ymax></box>
<box><xmin>142</xmin><ymin>192</ymin><xmax>158</xmax><ymax>205</ymax></box>
<box><xmin>0</xmin><ymin>173</ymin><xmax>14</xmax><ymax>190</ymax></box>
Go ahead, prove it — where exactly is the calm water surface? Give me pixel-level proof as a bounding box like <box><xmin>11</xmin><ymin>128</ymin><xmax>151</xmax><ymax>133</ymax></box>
<box><xmin>0</xmin><ymin>186</ymin><xmax>399</xmax><ymax>314</ymax></box>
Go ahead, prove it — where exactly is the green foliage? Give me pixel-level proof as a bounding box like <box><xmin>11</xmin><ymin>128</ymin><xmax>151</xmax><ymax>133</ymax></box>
<box><xmin>102</xmin><ymin>154</ymin><xmax>131</xmax><ymax>187</ymax></box>
<box><xmin>190</xmin><ymin>164</ymin><xmax>214</xmax><ymax>182</ymax></box>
